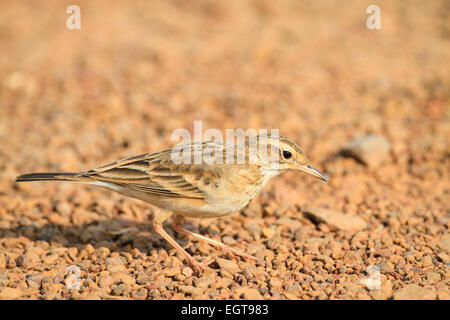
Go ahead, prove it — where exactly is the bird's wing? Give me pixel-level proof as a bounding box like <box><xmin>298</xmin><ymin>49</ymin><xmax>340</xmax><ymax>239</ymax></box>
<box><xmin>85</xmin><ymin>142</ymin><xmax>226</xmax><ymax>199</ymax></box>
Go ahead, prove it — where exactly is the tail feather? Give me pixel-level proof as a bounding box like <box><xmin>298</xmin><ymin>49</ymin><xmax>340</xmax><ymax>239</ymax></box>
<box><xmin>16</xmin><ymin>172</ymin><xmax>92</xmax><ymax>183</ymax></box>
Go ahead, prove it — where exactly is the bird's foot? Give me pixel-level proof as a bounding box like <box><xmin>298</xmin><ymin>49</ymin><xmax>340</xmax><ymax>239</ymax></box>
<box><xmin>187</xmin><ymin>258</ymin><xmax>210</xmax><ymax>273</ymax></box>
<box><xmin>219</xmin><ymin>245</ymin><xmax>258</xmax><ymax>261</ymax></box>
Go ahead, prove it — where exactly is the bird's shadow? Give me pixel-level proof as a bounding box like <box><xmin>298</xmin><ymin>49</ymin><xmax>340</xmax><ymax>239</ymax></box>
<box><xmin>0</xmin><ymin>217</ymin><xmax>197</xmax><ymax>255</ymax></box>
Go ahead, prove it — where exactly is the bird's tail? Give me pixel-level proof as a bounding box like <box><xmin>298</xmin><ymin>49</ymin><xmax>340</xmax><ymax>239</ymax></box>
<box><xmin>16</xmin><ymin>172</ymin><xmax>93</xmax><ymax>183</ymax></box>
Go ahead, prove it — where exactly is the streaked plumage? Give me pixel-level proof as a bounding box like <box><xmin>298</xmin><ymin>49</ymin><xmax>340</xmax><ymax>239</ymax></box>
<box><xmin>16</xmin><ymin>134</ymin><xmax>328</xmax><ymax>272</ymax></box>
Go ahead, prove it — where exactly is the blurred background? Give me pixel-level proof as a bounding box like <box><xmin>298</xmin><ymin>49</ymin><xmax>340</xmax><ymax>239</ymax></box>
<box><xmin>1</xmin><ymin>0</ymin><xmax>448</xmax><ymax>208</ymax></box>
<box><xmin>0</xmin><ymin>0</ymin><xmax>448</xmax><ymax>300</ymax></box>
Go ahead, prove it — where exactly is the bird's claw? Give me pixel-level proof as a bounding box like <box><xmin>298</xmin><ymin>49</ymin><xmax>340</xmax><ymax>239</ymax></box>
<box><xmin>188</xmin><ymin>259</ymin><xmax>209</xmax><ymax>273</ymax></box>
<box><xmin>219</xmin><ymin>246</ymin><xmax>258</xmax><ymax>261</ymax></box>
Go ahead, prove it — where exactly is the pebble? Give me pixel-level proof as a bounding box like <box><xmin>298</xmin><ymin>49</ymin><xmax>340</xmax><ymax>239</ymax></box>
<box><xmin>394</xmin><ymin>284</ymin><xmax>436</xmax><ymax>300</ymax></box>
<box><xmin>438</xmin><ymin>234</ymin><xmax>450</xmax><ymax>252</ymax></box>
<box><xmin>0</xmin><ymin>253</ymin><xmax>6</xmax><ymax>268</ymax></box>
<box><xmin>262</xmin><ymin>227</ymin><xmax>277</xmax><ymax>239</ymax></box>
<box><xmin>163</xmin><ymin>268</ymin><xmax>179</xmax><ymax>277</ymax></box>
<box><xmin>181</xmin><ymin>267</ymin><xmax>193</xmax><ymax>277</ymax></box>
<box><xmin>269</xmin><ymin>278</ymin><xmax>283</xmax><ymax>289</ymax></box>
<box><xmin>105</xmin><ymin>257</ymin><xmax>127</xmax><ymax>273</ymax></box>
<box><xmin>16</xmin><ymin>255</ymin><xmax>29</xmax><ymax>268</ymax></box>
<box><xmin>194</xmin><ymin>273</ymin><xmax>216</xmax><ymax>289</ymax></box>
<box><xmin>0</xmin><ymin>287</ymin><xmax>22</xmax><ymax>300</ymax></box>
<box><xmin>284</xmin><ymin>292</ymin><xmax>299</xmax><ymax>300</ymax></box>
<box><xmin>216</xmin><ymin>258</ymin><xmax>240</xmax><ymax>274</ymax></box>
<box><xmin>303</xmin><ymin>208</ymin><xmax>367</xmax><ymax>233</ymax></box>
<box><xmin>97</xmin><ymin>247</ymin><xmax>110</xmax><ymax>259</ymax></box>
<box><xmin>136</xmin><ymin>273</ymin><xmax>152</xmax><ymax>285</ymax></box>
<box><xmin>437</xmin><ymin>252</ymin><xmax>449</xmax><ymax>264</ymax></box>
<box><xmin>110</xmin><ymin>272</ymin><xmax>136</xmax><ymax>286</ymax></box>
<box><xmin>235</xmin><ymin>287</ymin><xmax>264</xmax><ymax>300</ymax></box>
<box><xmin>178</xmin><ymin>285</ymin><xmax>203</xmax><ymax>296</ymax></box>
<box><xmin>341</xmin><ymin>135</ymin><xmax>391</xmax><ymax>167</ymax></box>
<box><xmin>98</xmin><ymin>275</ymin><xmax>114</xmax><ymax>289</ymax></box>
<box><xmin>24</xmin><ymin>247</ymin><xmax>44</xmax><ymax>265</ymax></box>
<box><xmin>421</xmin><ymin>256</ymin><xmax>433</xmax><ymax>268</ymax></box>
<box><xmin>425</xmin><ymin>272</ymin><xmax>441</xmax><ymax>283</ymax></box>
<box><xmin>67</xmin><ymin>248</ymin><xmax>78</xmax><ymax>261</ymax></box>
<box><xmin>329</xmin><ymin>241</ymin><xmax>343</xmax><ymax>258</ymax></box>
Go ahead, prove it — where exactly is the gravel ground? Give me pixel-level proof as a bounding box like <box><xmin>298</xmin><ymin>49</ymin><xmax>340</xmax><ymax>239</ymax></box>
<box><xmin>0</xmin><ymin>1</ymin><xmax>449</xmax><ymax>300</ymax></box>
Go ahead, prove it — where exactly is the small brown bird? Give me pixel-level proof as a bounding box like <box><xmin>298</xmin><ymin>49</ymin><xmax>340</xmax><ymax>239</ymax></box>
<box><xmin>16</xmin><ymin>134</ymin><xmax>327</xmax><ymax>271</ymax></box>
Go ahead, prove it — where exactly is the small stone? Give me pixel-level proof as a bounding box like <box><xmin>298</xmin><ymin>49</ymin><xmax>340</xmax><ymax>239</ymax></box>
<box><xmin>329</xmin><ymin>241</ymin><xmax>343</xmax><ymax>258</ymax></box>
<box><xmin>131</xmin><ymin>248</ymin><xmax>141</xmax><ymax>258</ymax></box>
<box><xmin>314</xmin><ymin>254</ymin><xmax>334</xmax><ymax>265</ymax></box>
<box><xmin>131</xmin><ymin>289</ymin><xmax>148</xmax><ymax>300</ymax></box>
<box><xmin>394</xmin><ymin>284</ymin><xmax>436</xmax><ymax>300</ymax></box>
<box><xmin>43</xmin><ymin>254</ymin><xmax>58</xmax><ymax>265</ymax></box>
<box><xmin>215</xmin><ymin>277</ymin><xmax>233</xmax><ymax>289</ymax></box>
<box><xmin>437</xmin><ymin>252</ymin><xmax>449</xmax><ymax>264</ymax></box>
<box><xmin>235</xmin><ymin>287</ymin><xmax>264</xmax><ymax>300</ymax></box>
<box><xmin>0</xmin><ymin>253</ymin><xmax>6</xmax><ymax>268</ymax></box>
<box><xmin>284</xmin><ymin>292</ymin><xmax>299</xmax><ymax>300</ymax></box>
<box><xmin>85</xmin><ymin>244</ymin><xmax>95</xmax><ymax>254</ymax></box>
<box><xmin>276</xmin><ymin>217</ymin><xmax>302</xmax><ymax>230</ymax></box>
<box><xmin>110</xmin><ymin>272</ymin><xmax>136</xmax><ymax>286</ymax></box>
<box><xmin>221</xmin><ymin>269</ymin><xmax>234</xmax><ymax>279</ymax></box>
<box><xmin>421</xmin><ymin>256</ymin><xmax>433</xmax><ymax>268</ymax></box>
<box><xmin>97</xmin><ymin>247</ymin><xmax>110</xmax><ymax>259</ymax></box>
<box><xmin>438</xmin><ymin>233</ymin><xmax>450</xmax><ymax>252</ymax></box>
<box><xmin>178</xmin><ymin>285</ymin><xmax>203</xmax><ymax>296</ymax></box>
<box><xmin>56</xmin><ymin>201</ymin><xmax>72</xmax><ymax>215</ymax></box>
<box><xmin>377</xmin><ymin>262</ymin><xmax>394</xmax><ymax>274</ymax></box>
<box><xmin>303</xmin><ymin>208</ymin><xmax>367</xmax><ymax>233</ymax></box>
<box><xmin>269</xmin><ymin>278</ymin><xmax>283</xmax><ymax>289</ymax></box>
<box><xmin>162</xmin><ymin>268</ymin><xmax>179</xmax><ymax>277</ymax></box>
<box><xmin>341</xmin><ymin>135</ymin><xmax>391</xmax><ymax>167</ymax></box>
<box><xmin>426</xmin><ymin>272</ymin><xmax>441</xmax><ymax>283</ymax></box>
<box><xmin>105</xmin><ymin>257</ymin><xmax>127</xmax><ymax>273</ymax></box>
<box><xmin>24</xmin><ymin>247</ymin><xmax>44</xmax><ymax>265</ymax></box>
<box><xmin>216</xmin><ymin>258</ymin><xmax>240</xmax><ymax>274</ymax></box>
<box><xmin>343</xmin><ymin>251</ymin><xmax>363</xmax><ymax>267</ymax></box>
<box><xmin>16</xmin><ymin>255</ymin><xmax>29</xmax><ymax>268</ymax></box>
<box><xmin>318</xmin><ymin>223</ymin><xmax>330</xmax><ymax>233</ymax></box>
<box><xmin>98</xmin><ymin>275</ymin><xmax>114</xmax><ymax>289</ymax></box>
<box><xmin>0</xmin><ymin>270</ymin><xmax>9</xmax><ymax>287</ymax></box>
<box><xmin>369</xmin><ymin>280</ymin><xmax>393</xmax><ymax>300</ymax></box>
<box><xmin>194</xmin><ymin>273</ymin><xmax>216</xmax><ymax>289</ymax></box>
<box><xmin>0</xmin><ymin>287</ymin><xmax>22</xmax><ymax>300</ymax></box>
<box><xmin>437</xmin><ymin>289</ymin><xmax>450</xmax><ymax>300</ymax></box>
<box><xmin>222</xmin><ymin>236</ymin><xmax>236</xmax><ymax>245</ymax></box>
<box><xmin>111</xmin><ymin>283</ymin><xmax>130</xmax><ymax>296</ymax></box>
<box><xmin>262</xmin><ymin>227</ymin><xmax>276</xmax><ymax>239</ymax></box>
<box><xmin>181</xmin><ymin>267</ymin><xmax>193</xmax><ymax>277</ymax></box>
<box><xmin>68</xmin><ymin>248</ymin><xmax>78</xmax><ymax>261</ymax></box>
<box><xmin>47</xmin><ymin>213</ymin><xmax>65</xmax><ymax>224</ymax></box>
<box><xmin>136</xmin><ymin>273</ymin><xmax>151</xmax><ymax>285</ymax></box>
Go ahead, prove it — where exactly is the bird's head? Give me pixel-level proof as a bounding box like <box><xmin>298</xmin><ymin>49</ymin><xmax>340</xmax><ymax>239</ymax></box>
<box><xmin>255</xmin><ymin>134</ymin><xmax>328</xmax><ymax>182</ymax></box>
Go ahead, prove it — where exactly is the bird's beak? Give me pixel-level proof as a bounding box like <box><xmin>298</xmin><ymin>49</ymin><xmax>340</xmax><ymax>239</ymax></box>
<box><xmin>295</xmin><ymin>163</ymin><xmax>328</xmax><ymax>182</ymax></box>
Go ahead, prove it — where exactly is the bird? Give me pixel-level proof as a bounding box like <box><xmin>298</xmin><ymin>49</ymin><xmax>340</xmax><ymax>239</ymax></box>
<box><xmin>16</xmin><ymin>134</ymin><xmax>328</xmax><ymax>272</ymax></box>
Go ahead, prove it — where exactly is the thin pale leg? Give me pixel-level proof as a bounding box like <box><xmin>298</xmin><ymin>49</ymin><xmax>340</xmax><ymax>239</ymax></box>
<box><xmin>172</xmin><ymin>218</ymin><xmax>258</xmax><ymax>262</ymax></box>
<box><xmin>153</xmin><ymin>210</ymin><xmax>207</xmax><ymax>272</ymax></box>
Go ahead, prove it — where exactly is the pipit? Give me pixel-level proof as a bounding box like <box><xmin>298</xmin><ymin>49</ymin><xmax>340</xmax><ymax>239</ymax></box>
<box><xmin>16</xmin><ymin>134</ymin><xmax>328</xmax><ymax>272</ymax></box>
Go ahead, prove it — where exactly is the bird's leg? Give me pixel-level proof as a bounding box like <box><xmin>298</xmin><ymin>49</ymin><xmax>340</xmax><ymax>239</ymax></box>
<box><xmin>172</xmin><ymin>217</ymin><xmax>258</xmax><ymax>262</ymax></box>
<box><xmin>153</xmin><ymin>210</ymin><xmax>207</xmax><ymax>273</ymax></box>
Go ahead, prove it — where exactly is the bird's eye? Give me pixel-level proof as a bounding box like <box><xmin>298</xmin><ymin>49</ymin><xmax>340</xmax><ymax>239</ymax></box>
<box><xmin>282</xmin><ymin>150</ymin><xmax>292</xmax><ymax>159</ymax></box>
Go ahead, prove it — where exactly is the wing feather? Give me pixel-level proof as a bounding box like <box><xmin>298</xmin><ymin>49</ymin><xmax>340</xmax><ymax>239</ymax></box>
<box><xmin>85</xmin><ymin>146</ymin><xmax>222</xmax><ymax>199</ymax></box>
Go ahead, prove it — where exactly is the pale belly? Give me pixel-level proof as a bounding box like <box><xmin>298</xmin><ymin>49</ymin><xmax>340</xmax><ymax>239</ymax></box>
<box><xmin>92</xmin><ymin>179</ymin><xmax>264</xmax><ymax>218</ymax></box>
<box><xmin>136</xmin><ymin>191</ymin><xmax>254</xmax><ymax>218</ymax></box>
